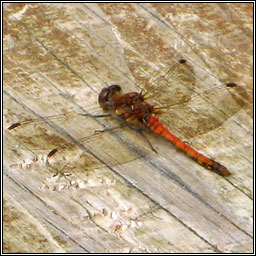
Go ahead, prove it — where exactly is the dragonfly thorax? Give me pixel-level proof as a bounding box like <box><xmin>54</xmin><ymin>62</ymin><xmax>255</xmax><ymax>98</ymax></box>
<box><xmin>98</xmin><ymin>85</ymin><xmax>155</xmax><ymax>125</ymax></box>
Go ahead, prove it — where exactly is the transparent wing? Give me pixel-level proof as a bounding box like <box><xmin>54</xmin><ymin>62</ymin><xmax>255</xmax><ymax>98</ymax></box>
<box><xmin>157</xmin><ymin>82</ymin><xmax>250</xmax><ymax>140</ymax></box>
<box><xmin>139</xmin><ymin>59</ymin><xmax>250</xmax><ymax>140</ymax></box>
<box><xmin>4</xmin><ymin>111</ymin><xmax>153</xmax><ymax>172</ymax></box>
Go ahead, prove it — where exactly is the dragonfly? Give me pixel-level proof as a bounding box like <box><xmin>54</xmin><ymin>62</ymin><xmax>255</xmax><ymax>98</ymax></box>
<box><xmin>6</xmin><ymin>59</ymin><xmax>248</xmax><ymax>176</ymax></box>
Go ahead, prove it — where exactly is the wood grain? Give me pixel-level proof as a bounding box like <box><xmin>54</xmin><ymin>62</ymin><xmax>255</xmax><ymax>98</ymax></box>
<box><xmin>3</xmin><ymin>3</ymin><xmax>253</xmax><ymax>253</ymax></box>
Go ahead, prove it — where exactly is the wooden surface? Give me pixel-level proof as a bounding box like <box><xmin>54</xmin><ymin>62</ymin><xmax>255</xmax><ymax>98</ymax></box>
<box><xmin>3</xmin><ymin>3</ymin><xmax>253</xmax><ymax>253</ymax></box>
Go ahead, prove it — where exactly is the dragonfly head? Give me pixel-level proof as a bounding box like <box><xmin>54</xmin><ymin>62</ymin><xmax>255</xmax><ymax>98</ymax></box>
<box><xmin>98</xmin><ymin>85</ymin><xmax>122</xmax><ymax>111</ymax></box>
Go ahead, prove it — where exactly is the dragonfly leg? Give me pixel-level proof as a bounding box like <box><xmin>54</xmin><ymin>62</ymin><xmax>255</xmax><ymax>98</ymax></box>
<box><xmin>94</xmin><ymin>126</ymin><xmax>122</xmax><ymax>134</ymax></box>
<box><xmin>139</xmin><ymin>131</ymin><xmax>158</xmax><ymax>154</ymax></box>
<box><xmin>79</xmin><ymin>113</ymin><xmax>111</xmax><ymax>118</ymax></box>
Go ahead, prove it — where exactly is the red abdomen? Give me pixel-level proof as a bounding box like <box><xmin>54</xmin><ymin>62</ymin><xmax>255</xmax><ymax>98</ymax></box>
<box><xmin>146</xmin><ymin>115</ymin><xmax>231</xmax><ymax>176</ymax></box>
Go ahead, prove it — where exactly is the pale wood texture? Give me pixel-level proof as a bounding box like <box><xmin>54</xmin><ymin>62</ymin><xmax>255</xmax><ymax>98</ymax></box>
<box><xmin>3</xmin><ymin>3</ymin><xmax>253</xmax><ymax>253</ymax></box>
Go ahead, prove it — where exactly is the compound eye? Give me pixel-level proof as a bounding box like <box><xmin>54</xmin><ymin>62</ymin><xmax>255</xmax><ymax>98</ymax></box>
<box><xmin>108</xmin><ymin>84</ymin><xmax>121</xmax><ymax>93</ymax></box>
<box><xmin>98</xmin><ymin>85</ymin><xmax>122</xmax><ymax>110</ymax></box>
<box><xmin>98</xmin><ymin>87</ymin><xmax>110</xmax><ymax>107</ymax></box>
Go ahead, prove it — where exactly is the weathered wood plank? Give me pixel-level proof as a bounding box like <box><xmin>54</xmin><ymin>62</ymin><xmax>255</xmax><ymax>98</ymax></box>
<box><xmin>3</xmin><ymin>3</ymin><xmax>253</xmax><ymax>253</ymax></box>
